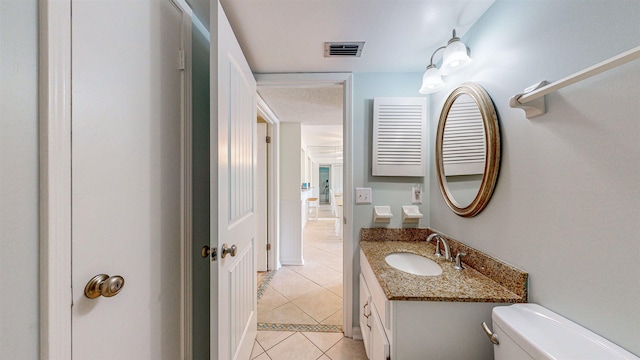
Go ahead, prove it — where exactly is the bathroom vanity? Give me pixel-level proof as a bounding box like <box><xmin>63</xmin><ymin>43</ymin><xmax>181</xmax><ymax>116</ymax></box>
<box><xmin>358</xmin><ymin>231</ymin><xmax>527</xmax><ymax>360</ymax></box>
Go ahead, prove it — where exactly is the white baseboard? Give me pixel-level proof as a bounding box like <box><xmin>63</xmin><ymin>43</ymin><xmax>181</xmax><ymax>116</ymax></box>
<box><xmin>280</xmin><ymin>259</ymin><xmax>304</xmax><ymax>266</ymax></box>
<box><xmin>352</xmin><ymin>326</ymin><xmax>363</xmax><ymax>341</ymax></box>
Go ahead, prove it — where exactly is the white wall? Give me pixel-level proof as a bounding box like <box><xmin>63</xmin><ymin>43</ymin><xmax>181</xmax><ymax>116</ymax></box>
<box><xmin>279</xmin><ymin>123</ymin><xmax>304</xmax><ymax>264</ymax></box>
<box><xmin>351</xmin><ymin>72</ymin><xmax>430</xmax><ymax>326</ymax></box>
<box><xmin>312</xmin><ymin>161</ymin><xmax>320</xmax><ymax>198</ymax></box>
<box><xmin>0</xmin><ymin>1</ymin><xmax>39</xmax><ymax>358</ymax></box>
<box><xmin>429</xmin><ymin>0</ymin><xmax>640</xmax><ymax>355</ymax></box>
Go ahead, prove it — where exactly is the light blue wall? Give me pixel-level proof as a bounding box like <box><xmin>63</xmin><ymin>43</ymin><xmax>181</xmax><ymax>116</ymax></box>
<box><xmin>351</xmin><ymin>72</ymin><xmax>431</xmax><ymax>325</ymax></box>
<box><xmin>429</xmin><ymin>0</ymin><xmax>640</xmax><ymax>355</ymax></box>
<box><xmin>0</xmin><ymin>1</ymin><xmax>39</xmax><ymax>358</ymax></box>
<box><xmin>351</xmin><ymin>73</ymin><xmax>431</xmax><ymax>231</ymax></box>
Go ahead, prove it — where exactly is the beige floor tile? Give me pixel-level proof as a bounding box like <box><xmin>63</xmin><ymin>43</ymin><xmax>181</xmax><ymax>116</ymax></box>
<box><xmin>327</xmin><ymin>255</ymin><xmax>344</xmax><ymax>271</ymax></box>
<box><xmin>301</xmin><ymin>332</ymin><xmax>344</xmax><ymax>352</ymax></box>
<box><xmin>269</xmin><ymin>268</ymin><xmax>324</xmax><ymax>301</ymax></box>
<box><xmin>257</xmin><ymin>204</ymin><xmax>345</xmax><ymax>332</ymax></box>
<box><xmin>323</xmin><ymin>278</ymin><xmax>343</xmax><ymax>298</ymax></box>
<box><xmin>325</xmin><ymin>338</ymin><xmax>367</xmax><ymax>360</ymax></box>
<box><xmin>251</xmin><ymin>340</ymin><xmax>265</xmax><ymax>359</ymax></box>
<box><xmin>311</xmin><ymin>242</ymin><xmax>343</xmax><ymax>257</ymax></box>
<box><xmin>292</xmin><ymin>288</ymin><xmax>342</xmax><ymax>323</ymax></box>
<box><xmin>302</xmin><ymin>247</ymin><xmax>332</xmax><ymax>263</ymax></box>
<box><xmin>266</xmin><ymin>332</ymin><xmax>323</xmax><ymax>360</ymax></box>
<box><xmin>258</xmin><ymin>286</ymin><xmax>289</xmax><ymax>314</ymax></box>
<box><xmin>268</xmin><ymin>267</ymin><xmax>301</xmax><ymax>283</ymax></box>
<box><xmin>312</xmin><ymin>253</ymin><xmax>343</xmax><ymax>273</ymax></box>
<box><xmin>321</xmin><ymin>308</ymin><xmax>342</xmax><ymax>326</ymax></box>
<box><xmin>253</xmin><ymin>353</ymin><xmax>271</xmax><ymax>360</ymax></box>
<box><xmin>317</xmin><ymin>356</ymin><xmax>331</xmax><ymax>360</ymax></box>
<box><xmin>256</xmin><ymin>331</ymin><xmax>295</xmax><ymax>351</ymax></box>
<box><xmin>305</xmin><ymin>240</ymin><xmax>339</xmax><ymax>248</ymax></box>
<box><xmin>259</xmin><ymin>302</ymin><xmax>317</xmax><ymax>325</ymax></box>
<box><xmin>289</xmin><ymin>261</ymin><xmax>342</xmax><ymax>286</ymax></box>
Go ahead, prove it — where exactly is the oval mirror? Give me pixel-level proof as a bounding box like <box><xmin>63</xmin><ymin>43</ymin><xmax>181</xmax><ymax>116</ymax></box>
<box><xmin>436</xmin><ymin>82</ymin><xmax>500</xmax><ymax>217</ymax></box>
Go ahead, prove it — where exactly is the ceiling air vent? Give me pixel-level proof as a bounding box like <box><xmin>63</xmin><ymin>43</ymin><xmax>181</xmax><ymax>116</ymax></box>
<box><xmin>324</xmin><ymin>42</ymin><xmax>365</xmax><ymax>57</ymax></box>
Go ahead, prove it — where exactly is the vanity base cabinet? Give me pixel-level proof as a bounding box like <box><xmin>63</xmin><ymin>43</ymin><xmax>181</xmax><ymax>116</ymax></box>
<box><xmin>388</xmin><ymin>301</ymin><xmax>497</xmax><ymax>360</ymax></box>
<box><xmin>360</xmin><ymin>250</ymin><xmax>499</xmax><ymax>360</ymax></box>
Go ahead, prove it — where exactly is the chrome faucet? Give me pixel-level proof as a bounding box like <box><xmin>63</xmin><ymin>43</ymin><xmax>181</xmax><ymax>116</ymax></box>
<box><xmin>454</xmin><ymin>251</ymin><xmax>467</xmax><ymax>270</ymax></box>
<box><xmin>427</xmin><ymin>233</ymin><xmax>452</xmax><ymax>262</ymax></box>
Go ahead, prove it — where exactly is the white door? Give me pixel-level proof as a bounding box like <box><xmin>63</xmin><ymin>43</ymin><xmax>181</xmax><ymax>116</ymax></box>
<box><xmin>213</xmin><ymin>2</ymin><xmax>258</xmax><ymax>359</ymax></box>
<box><xmin>71</xmin><ymin>0</ymin><xmax>191</xmax><ymax>358</ymax></box>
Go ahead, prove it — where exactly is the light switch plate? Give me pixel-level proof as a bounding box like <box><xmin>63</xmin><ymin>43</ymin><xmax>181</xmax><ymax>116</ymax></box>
<box><xmin>355</xmin><ymin>187</ymin><xmax>372</xmax><ymax>205</ymax></box>
<box><xmin>412</xmin><ymin>186</ymin><xmax>423</xmax><ymax>204</ymax></box>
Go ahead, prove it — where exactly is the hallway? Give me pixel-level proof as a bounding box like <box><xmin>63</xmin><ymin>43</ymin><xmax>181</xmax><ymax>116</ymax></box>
<box><xmin>252</xmin><ymin>205</ymin><xmax>366</xmax><ymax>359</ymax></box>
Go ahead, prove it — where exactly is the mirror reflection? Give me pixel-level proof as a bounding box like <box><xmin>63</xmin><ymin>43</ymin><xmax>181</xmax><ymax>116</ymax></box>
<box><xmin>436</xmin><ymin>82</ymin><xmax>500</xmax><ymax>217</ymax></box>
<box><xmin>442</xmin><ymin>94</ymin><xmax>486</xmax><ymax>208</ymax></box>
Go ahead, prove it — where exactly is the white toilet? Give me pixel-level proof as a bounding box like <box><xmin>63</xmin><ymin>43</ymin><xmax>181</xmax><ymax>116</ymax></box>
<box><xmin>490</xmin><ymin>304</ymin><xmax>638</xmax><ymax>359</ymax></box>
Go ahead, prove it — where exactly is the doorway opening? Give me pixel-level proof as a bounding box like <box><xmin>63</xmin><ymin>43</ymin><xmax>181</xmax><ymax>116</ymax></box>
<box><xmin>254</xmin><ymin>73</ymin><xmax>354</xmax><ymax>340</ymax></box>
<box><xmin>319</xmin><ymin>166</ymin><xmax>331</xmax><ymax>204</ymax></box>
<box><xmin>257</xmin><ymin>112</ymin><xmax>344</xmax><ymax>333</ymax></box>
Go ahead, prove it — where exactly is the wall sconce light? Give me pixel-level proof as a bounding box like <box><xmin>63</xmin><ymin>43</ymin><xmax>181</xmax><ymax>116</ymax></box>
<box><xmin>419</xmin><ymin>29</ymin><xmax>472</xmax><ymax>94</ymax></box>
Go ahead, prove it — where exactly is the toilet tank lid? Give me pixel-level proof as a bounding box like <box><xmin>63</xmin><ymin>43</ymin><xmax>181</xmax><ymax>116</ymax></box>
<box><xmin>492</xmin><ymin>304</ymin><xmax>638</xmax><ymax>360</ymax></box>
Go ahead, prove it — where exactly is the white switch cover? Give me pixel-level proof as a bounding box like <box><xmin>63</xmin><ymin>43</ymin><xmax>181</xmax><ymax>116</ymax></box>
<box><xmin>355</xmin><ymin>187</ymin><xmax>372</xmax><ymax>205</ymax></box>
<box><xmin>412</xmin><ymin>186</ymin><xmax>423</xmax><ymax>204</ymax></box>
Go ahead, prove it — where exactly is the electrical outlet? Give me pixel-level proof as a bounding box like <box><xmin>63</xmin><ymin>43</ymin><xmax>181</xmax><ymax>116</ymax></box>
<box><xmin>412</xmin><ymin>185</ymin><xmax>423</xmax><ymax>204</ymax></box>
<box><xmin>355</xmin><ymin>187</ymin><xmax>372</xmax><ymax>205</ymax></box>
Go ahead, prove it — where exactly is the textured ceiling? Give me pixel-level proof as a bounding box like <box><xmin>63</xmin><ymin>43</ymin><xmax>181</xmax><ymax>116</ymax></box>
<box><xmin>258</xmin><ymin>87</ymin><xmax>343</xmax><ymax>125</ymax></box>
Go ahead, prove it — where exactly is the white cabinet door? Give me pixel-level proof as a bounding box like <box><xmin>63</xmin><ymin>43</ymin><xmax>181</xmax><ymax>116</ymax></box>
<box><xmin>214</xmin><ymin>2</ymin><xmax>258</xmax><ymax>359</ymax></box>
<box><xmin>371</xmin><ymin>304</ymin><xmax>390</xmax><ymax>360</ymax></box>
<box><xmin>71</xmin><ymin>0</ymin><xmax>190</xmax><ymax>358</ymax></box>
<box><xmin>360</xmin><ymin>274</ymin><xmax>373</xmax><ymax>358</ymax></box>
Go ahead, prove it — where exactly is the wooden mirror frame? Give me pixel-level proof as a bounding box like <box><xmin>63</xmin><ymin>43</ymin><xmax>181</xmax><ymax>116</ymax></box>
<box><xmin>436</xmin><ymin>82</ymin><xmax>500</xmax><ymax>217</ymax></box>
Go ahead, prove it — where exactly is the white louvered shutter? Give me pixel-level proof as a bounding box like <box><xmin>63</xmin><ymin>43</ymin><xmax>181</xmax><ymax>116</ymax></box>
<box><xmin>442</xmin><ymin>95</ymin><xmax>485</xmax><ymax>176</ymax></box>
<box><xmin>372</xmin><ymin>97</ymin><xmax>427</xmax><ymax>177</ymax></box>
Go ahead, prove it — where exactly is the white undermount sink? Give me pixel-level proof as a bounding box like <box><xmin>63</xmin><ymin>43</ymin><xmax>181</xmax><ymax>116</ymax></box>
<box><xmin>385</xmin><ymin>252</ymin><xmax>443</xmax><ymax>276</ymax></box>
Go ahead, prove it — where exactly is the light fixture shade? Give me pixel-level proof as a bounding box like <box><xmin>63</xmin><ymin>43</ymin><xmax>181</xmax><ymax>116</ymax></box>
<box><xmin>440</xmin><ymin>39</ymin><xmax>472</xmax><ymax>75</ymax></box>
<box><xmin>419</xmin><ymin>66</ymin><xmax>446</xmax><ymax>94</ymax></box>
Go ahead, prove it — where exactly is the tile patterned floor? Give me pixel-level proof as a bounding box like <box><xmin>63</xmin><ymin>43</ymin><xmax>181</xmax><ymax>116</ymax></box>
<box><xmin>255</xmin><ymin>205</ymin><xmax>367</xmax><ymax>360</ymax></box>
<box><xmin>250</xmin><ymin>331</ymin><xmax>367</xmax><ymax>360</ymax></box>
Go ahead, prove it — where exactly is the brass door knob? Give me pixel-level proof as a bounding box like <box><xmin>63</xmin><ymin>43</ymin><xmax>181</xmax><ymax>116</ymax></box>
<box><xmin>201</xmin><ymin>245</ymin><xmax>218</xmax><ymax>261</ymax></box>
<box><xmin>84</xmin><ymin>274</ymin><xmax>125</xmax><ymax>299</ymax></box>
<box><xmin>201</xmin><ymin>245</ymin><xmax>211</xmax><ymax>258</ymax></box>
<box><xmin>221</xmin><ymin>243</ymin><xmax>237</xmax><ymax>258</ymax></box>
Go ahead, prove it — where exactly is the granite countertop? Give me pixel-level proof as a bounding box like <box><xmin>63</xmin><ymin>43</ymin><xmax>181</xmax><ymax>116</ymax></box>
<box><xmin>360</xmin><ymin>240</ymin><xmax>526</xmax><ymax>303</ymax></box>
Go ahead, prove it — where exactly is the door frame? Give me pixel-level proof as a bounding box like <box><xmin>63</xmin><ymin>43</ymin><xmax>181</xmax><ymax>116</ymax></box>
<box><xmin>39</xmin><ymin>1</ymin><xmax>72</xmax><ymax>357</ymax></box>
<box><xmin>257</xmin><ymin>94</ymin><xmax>280</xmax><ymax>270</ymax></box>
<box><xmin>255</xmin><ymin>73</ymin><xmax>354</xmax><ymax>337</ymax></box>
<box><xmin>38</xmin><ymin>1</ymin><xmax>193</xmax><ymax>358</ymax></box>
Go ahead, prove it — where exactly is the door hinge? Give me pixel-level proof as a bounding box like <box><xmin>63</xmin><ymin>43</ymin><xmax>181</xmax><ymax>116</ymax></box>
<box><xmin>266</xmin><ymin>243</ymin><xmax>271</xmax><ymax>251</ymax></box>
<box><xmin>344</xmin><ymin>216</ymin><xmax>347</xmax><ymax>225</ymax></box>
<box><xmin>178</xmin><ymin>50</ymin><xmax>185</xmax><ymax>70</ymax></box>
<box><xmin>266</xmin><ymin>136</ymin><xmax>271</xmax><ymax>144</ymax></box>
